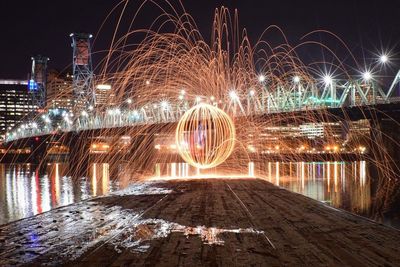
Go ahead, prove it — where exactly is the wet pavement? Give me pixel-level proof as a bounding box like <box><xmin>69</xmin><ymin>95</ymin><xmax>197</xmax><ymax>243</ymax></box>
<box><xmin>0</xmin><ymin>178</ymin><xmax>399</xmax><ymax>266</ymax></box>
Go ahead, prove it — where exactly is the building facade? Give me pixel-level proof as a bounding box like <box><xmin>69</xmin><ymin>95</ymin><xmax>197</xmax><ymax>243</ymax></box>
<box><xmin>95</xmin><ymin>83</ymin><xmax>115</xmax><ymax>109</ymax></box>
<box><xmin>0</xmin><ymin>80</ymin><xmax>36</xmax><ymax>140</ymax></box>
<box><xmin>46</xmin><ymin>70</ymin><xmax>73</xmax><ymax>111</ymax></box>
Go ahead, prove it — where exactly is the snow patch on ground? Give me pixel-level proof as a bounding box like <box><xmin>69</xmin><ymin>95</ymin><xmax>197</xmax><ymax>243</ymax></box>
<box><xmin>57</xmin><ymin>207</ymin><xmax>266</xmax><ymax>261</ymax></box>
<box><xmin>106</xmin><ymin>214</ymin><xmax>266</xmax><ymax>253</ymax></box>
<box><xmin>112</xmin><ymin>181</ymin><xmax>173</xmax><ymax>196</ymax></box>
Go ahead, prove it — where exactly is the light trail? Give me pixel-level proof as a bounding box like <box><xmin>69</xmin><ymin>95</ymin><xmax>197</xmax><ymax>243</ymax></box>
<box><xmin>175</xmin><ymin>103</ymin><xmax>235</xmax><ymax>169</ymax></box>
<box><xmin>225</xmin><ymin>182</ymin><xmax>276</xmax><ymax>250</ymax></box>
<box><xmin>149</xmin><ymin>174</ymin><xmax>258</xmax><ymax>181</ymax></box>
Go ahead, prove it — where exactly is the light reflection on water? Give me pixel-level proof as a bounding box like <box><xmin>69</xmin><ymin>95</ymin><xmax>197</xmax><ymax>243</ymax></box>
<box><xmin>0</xmin><ymin>163</ymin><xmax>125</xmax><ymax>225</ymax></box>
<box><xmin>258</xmin><ymin>161</ymin><xmax>371</xmax><ymax>216</ymax></box>
<box><xmin>157</xmin><ymin>161</ymin><xmax>372</xmax><ymax>218</ymax></box>
<box><xmin>0</xmin><ymin>161</ymin><xmax>371</xmax><ymax>226</ymax></box>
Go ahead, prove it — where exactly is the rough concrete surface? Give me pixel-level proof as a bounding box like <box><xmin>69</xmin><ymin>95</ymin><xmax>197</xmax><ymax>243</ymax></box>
<box><xmin>0</xmin><ymin>178</ymin><xmax>399</xmax><ymax>266</ymax></box>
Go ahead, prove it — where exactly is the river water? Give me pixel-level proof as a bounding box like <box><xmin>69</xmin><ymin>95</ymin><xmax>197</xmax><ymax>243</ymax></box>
<box><xmin>0</xmin><ymin>161</ymin><xmax>394</xmax><ymax>228</ymax></box>
<box><xmin>0</xmin><ymin>163</ymin><xmax>129</xmax><ymax>225</ymax></box>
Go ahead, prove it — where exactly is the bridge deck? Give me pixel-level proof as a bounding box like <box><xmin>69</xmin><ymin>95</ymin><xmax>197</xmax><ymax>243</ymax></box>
<box><xmin>0</xmin><ymin>178</ymin><xmax>399</xmax><ymax>266</ymax></box>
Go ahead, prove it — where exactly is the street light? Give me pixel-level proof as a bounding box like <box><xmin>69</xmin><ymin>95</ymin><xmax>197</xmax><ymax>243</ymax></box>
<box><xmin>249</xmin><ymin>89</ymin><xmax>255</xmax><ymax>96</ymax></box>
<box><xmin>229</xmin><ymin>91</ymin><xmax>238</xmax><ymax>100</ymax></box>
<box><xmin>362</xmin><ymin>71</ymin><xmax>372</xmax><ymax>81</ymax></box>
<box><xmin>161</xmin><ymin>100</ymin><xmax>169</xmax><ymax>109</ymax></box>
<box><xmin>380</xmin><ymin>54</ymin><xmax>388</xmax><ymax>64</ymax></box>
<box><xmin>258</xmin><ymin>74</ymin><xmax>266</xmax><ymax>83</ymax></box>
<box><xmin>293</xmin><ymin>76</ymin><xmax>300</xmax><ymax>83</ymax></box>
<box><xmin>323</xmin><ymin>75</ymin><xmax>333</xmax><ymax>85</ymax></box>
<box><xmin>127</xmin><ymin>98</ymin><xmax>132</xmax><ymax>104</ymax></box>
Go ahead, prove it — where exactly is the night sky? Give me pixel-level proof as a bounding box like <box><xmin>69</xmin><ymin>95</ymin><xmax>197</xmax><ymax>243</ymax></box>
<box><xmin>1</xmin><ymin>0</ymin><xmax>399</xmax><ymax>79</ymax></box>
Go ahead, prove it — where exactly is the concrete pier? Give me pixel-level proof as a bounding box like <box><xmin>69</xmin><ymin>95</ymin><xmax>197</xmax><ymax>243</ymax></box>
<box><xmin>0</xmin><ymin>178</ymin><xmax>399</xmax><ymax>266</ymax></box>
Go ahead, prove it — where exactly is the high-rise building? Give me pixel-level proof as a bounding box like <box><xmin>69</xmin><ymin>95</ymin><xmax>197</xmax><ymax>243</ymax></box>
<box><xmin>0</xmin><ymin>80</ymin><xmax>36</xmax><ymax>140</ymax></box>
<box><xmin>95</xmin><ymin>84</ymin><xmax>115</xmax><ymax>109</ymax></box>
<box><xmin>46</xmin><ymin>70</ymin><xmax>73</xmax><ymax>111</ymax></box>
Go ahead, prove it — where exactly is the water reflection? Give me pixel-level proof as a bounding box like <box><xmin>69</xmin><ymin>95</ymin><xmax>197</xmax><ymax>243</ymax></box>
<box><xmin>259</xmin><ymin>161</ymin><xmax>371</xmax><ymax>216</ymax></box>
<box><xmin>0</xmin><ymin>161</ymin><xmax>373</xmax><ymax>226</ymax></box>
<box><xmin>0</xmin><ymin>163</ymin><xmax>124</xmax><ymax>225</ymax></box>
<box><xmin>155</xmin><ymin>161</ymin><xmax>371</xmax><ymax>220</ymax></box>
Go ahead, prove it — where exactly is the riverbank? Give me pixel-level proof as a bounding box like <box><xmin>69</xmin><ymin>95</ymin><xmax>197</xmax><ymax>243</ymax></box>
<box><xmin>0</xmin><ymin>178</ymin><xmax>399</xmax><ymax>266</ymax></box>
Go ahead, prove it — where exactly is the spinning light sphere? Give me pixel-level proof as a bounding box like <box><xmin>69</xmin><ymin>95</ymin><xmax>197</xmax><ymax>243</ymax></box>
<box><xmin>175</xmin><ymin>103</ymin><xmax>236</xmax><ymax>169</ymax></box>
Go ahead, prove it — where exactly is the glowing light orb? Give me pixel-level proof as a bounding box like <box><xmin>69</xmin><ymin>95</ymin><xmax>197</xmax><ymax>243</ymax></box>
<box><xmin>175</xmin><ymin>104</ymin><xmax>235</xmax><ymax>169</ymax></box>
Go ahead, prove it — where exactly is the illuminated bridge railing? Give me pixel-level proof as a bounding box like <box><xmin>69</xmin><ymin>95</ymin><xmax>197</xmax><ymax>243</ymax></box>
<box><xmin>5</xmin><ymin>96</ymin><xmax>400</xmax><ymax>143</ymax></box>
<box><xmin>5</xmin><ymin>70</ymin><xmax>400</xmax><ymax>143</ymax></box>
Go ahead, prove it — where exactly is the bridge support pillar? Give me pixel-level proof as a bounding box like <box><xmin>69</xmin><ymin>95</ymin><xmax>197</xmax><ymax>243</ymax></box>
<box><xmin>68</xmin><ymin>133</ymin><xmax>90</xmax><ymax>177</ymax></box>
<box><xmin>369</xmin><ymin>119</ymin><xmax>400</xmax><ymax>226</ymax></box>
<box><xmin>29</xmin><ymin>137</ymin><xmax>49</xmax><ymax>170</ymax></box>
<box><xmin>126</xmin><ymin>133</ymin><xmax>156</xmax><ymax>176</ymax></box>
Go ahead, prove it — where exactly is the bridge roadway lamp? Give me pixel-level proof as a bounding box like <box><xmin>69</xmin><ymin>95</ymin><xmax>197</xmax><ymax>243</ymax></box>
<box><xmin>323</xmin><ymin>75</ymin><xmax>333</xmax><ymax>85</ymax></box>
<box><xmin>229</xmin><ymin>91</ymin><xmax>239</xmax><ymax>100</ymax></box>
<box><xmin>362</xmin><ymin>71</ymin><xmax>372</xmax><ymax>81</ymax></box>
<box><xmin>380</xmin><ymin>54</ymin><xmax>388</xmax><ymax>64</ymax></box>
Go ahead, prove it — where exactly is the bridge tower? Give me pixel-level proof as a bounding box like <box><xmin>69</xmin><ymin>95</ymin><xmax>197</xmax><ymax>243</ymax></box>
<box><xmin>29</xmin><ymin>55</ymin><xmax>49</xmax><ymax>109</ymax></box>
<box><xmin>70</xmin><ymin>33</ymin><xmax>95</xmax><ymax>112</ymax></box>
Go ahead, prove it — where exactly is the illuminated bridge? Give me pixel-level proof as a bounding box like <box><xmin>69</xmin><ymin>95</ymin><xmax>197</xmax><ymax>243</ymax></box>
<box><xmin>5</xmin><ymin>70</ymin><xmax>400</xmax><ymax>142</ymax></box>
